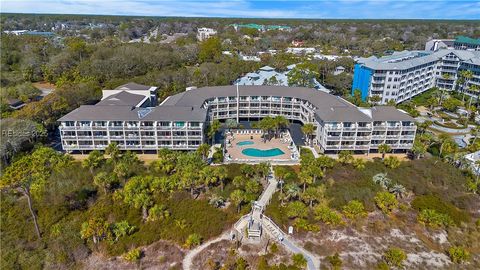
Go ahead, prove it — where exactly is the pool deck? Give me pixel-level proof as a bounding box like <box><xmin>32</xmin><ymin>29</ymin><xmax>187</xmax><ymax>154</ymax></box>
<box><xmin>225</xmin><ymin>133</ymin><xmax>294</xmax><ymax>162</ymax></box>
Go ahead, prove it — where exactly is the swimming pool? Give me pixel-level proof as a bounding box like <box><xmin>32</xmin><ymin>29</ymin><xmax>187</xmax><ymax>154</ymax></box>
<box><xmin>242</xmin><ymin>148</ymin><xmax>285</xmax><ymax>157</ymax></box>
<box><xmin>237</xmin><ymin>141</ymin><xmax>254</xmax><ymax>146</ymax></box>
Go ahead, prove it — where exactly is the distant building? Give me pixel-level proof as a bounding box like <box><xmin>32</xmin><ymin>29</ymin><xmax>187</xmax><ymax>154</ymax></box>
<box><xmin>291</xmin><ymin>40</ymin><xmax>304</xmax><ymax>47</ymax></box>
<box><xmin>454</xmin><ymin>36</ymin><xmax>480</xmax><ymax>51</ymax></box>
<box><xmin>239</xmin><ymin>54</ymin><xmax>261</xmax><ymax>62</ymax></box>
<box><xmin>333</xmin><ymin>66</ymin><xmax>346</xmax><ymax>76</ymax></box>
<box><xmin>230</xmin><ymin>23</ymin><xmax>291</xmax><ymax>32</ymax></box>
<box><xmin>352</xmin><ymin>49</ymin><xmax>480</xmax><ymax>104</ymax></box>
<box><xmin>102</xmin><ymin>82</ymin><xmax>158</xmax><ymax>107</ymax></box>
<box><xmin>3</xmin><ymin>30</ymin><xmax>55</xmax><ymax>37</ymax></box>
<box><xmin>286</xmin><ymin>47</ymin><xmax>316</xmax><ymax>55</ymax></box>
<box><xmin>235</xmin><ymin>65</ymin><xmax>329</xmax><ymax>92</ymax></box>
<box><xmin>465</xmin><ymin>151</ymin><xmax>480</xmax><ymax>175</ymax></box>
<box><xmin>6</xmin><ymin>98</ymin><xmax>25</xmax><ymax>110</ymax></box>
<box><xmin>425</xmin><ymin>39</ymin><xmax>455</xmax><ymax>51</ymax></box>
<box><xmin>196</xmin><ymin>27</ymin><xmax>217</xmax><ymax>41</ymax></box>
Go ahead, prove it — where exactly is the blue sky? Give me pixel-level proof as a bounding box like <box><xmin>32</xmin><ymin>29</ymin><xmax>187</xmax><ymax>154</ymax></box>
<box><xmin>2</xmin><ymin>0</ymin><xmax>480</xmax><ymax>19</ymax></box>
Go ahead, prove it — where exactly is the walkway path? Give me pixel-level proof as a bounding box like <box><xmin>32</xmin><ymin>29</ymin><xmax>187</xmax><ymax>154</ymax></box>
<box><xmin>182</xmin><ymin>231</ymin><xmax>230</xmax><ymax>270</ymax></box>
<box><xmin>183</xmin><ymin>165</ymin><xmax>320</xmax><ymax>270</ymax></box>
<box><xmin>302</xmin><ymin>146</ymin><xmax>320</xmax><ymax>158</ymax></box>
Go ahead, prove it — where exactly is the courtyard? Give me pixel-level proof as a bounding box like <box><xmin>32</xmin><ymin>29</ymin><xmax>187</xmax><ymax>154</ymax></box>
<box><xmin>224</xmin><ymin>130</ymin><xmax>299</xmax><ymax>164</ymax></box>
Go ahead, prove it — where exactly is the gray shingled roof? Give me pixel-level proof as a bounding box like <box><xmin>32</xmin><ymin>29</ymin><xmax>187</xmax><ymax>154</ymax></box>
<box><xmin>97</xmin><ymin>91</ymin><xmax>147</xmax><ymax>106</ymax></box>
<box><xmin>370</xmin><ymin>106</ymin><xmax>414</xmax><ymax>121</ymax></box>
<box><xmin>115</xmin><ymin>82</ymin><xmax>155</xmax><ymax>91</ymax></box>
<box><xmin>59</xmin><ymin>85</ymin><xmax>412</xmax><ymax>124</ymax></box>
<box><xmin>58</xmin><ymin>105</ymin><xmax>206</xmax><ymax>122</ymax></box>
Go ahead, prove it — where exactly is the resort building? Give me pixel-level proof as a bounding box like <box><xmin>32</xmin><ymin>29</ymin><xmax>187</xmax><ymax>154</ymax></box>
<box><xmin>453</xmin><ymin>36</ymin><xmax>480</xmax><ymax>51</ymax></box>
<box><xmin>234</xmin><ymin>65</ymin><xmax>329</xmax><ymax>92</ymax></box>
<box><xmin>425</xmin><ymin>36</ymin><xmax>480</xmax><ymax>52</ymax></box>
<box><xmin>59</xmin><ymin>84</ymin><xmax>416</xmax><ymax>154</ymax></box>
<box><xmin>196</xmin><ymin>27</ymin><xmax>217</xmax><ymax>41</ymax></box>
<box><xmin>352</xmin><ymin>49</ymin><xmax>480</xmax><ymax>104</ymax></box>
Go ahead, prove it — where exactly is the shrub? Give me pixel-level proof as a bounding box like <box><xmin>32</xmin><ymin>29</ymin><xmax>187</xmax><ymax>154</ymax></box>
<box><xmin>417</xmin><ymin>209</ymin><xmax>454</xmax><ymax>228</ymax></box>
<box><xmin>448</xmin><ymin>246</ymin><xmax>470</xmax><ymax>264</ymax></box>
<box><xmin>383</xmin><ymin>247</ymin><xmax>407</xmax><ymax>268</ymax></box>
<box><xmin>412</xmin><ymin>195</ymin><xmax>470</xmax><ymax>225</ymax></box>
<box><xmin>184</xmin><ymin>233</ymin><xmax>202</xmax><ymax>249</ymax></box>
<box><xmin>292</xmin><ymin>253</ymin><xmax>307</xmax><ymax>268</ymax></box>
<box><xmin>293</xmin><ymin>218</ymin><xmax>320</xmax><ymax>232</ymax></box>
<box><xmin>270</xmin><ymin>242</ymin><xmax>278</xmax><ymax>254</ymax></box>
<box><xmin>375</xmin><ymin>261</ymin><xmax>389</xmax><ymax>270</ymax></box>
<box><xmin>342</xmin><ymin>200</ymin><xmax>367</xmax><ymax>219</ymax></box>
<box><xmin>314</xmin><ymin>205</ymin><xmax>344</xmax><ymax>226</ymax></box>
<box><xmin>286</xmin><ymin>201</ymin><xmax>308</xmax><ymax>219</ymax></box>
<box><xmin>383</xmin><ymin>156</ymin><xmax>401</xmax><ymax>169</ymax></box>
<box><xmin>122</xmin><ymin>248</ymin><xmax>142</xmax><ymax>262</ymax></box>
<box><xmin>147</xmin><ymin>204</ymin><xmax>170</xmax><ymax>221</ymax></box>
<box><xmin>326</xmin><ymin>252</ymin><xmax>342</xmax><ymax>270</ymax></box>
<box><xmin>374</xmin><ymin>192</ymin><xmax>398</xmax><ymax>214</ymax></box>
<box><xmin>111</xmin><ymin>220</ymin><xmax>136</xmax><ymax>241</ymax></box>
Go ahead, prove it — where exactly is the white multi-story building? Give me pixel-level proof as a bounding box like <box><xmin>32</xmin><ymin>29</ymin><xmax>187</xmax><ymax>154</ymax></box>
<box><xmin>59</xmin><ymin>85</ymin><xmax>416</xmax><ymax>154</ymax></box>
<box><xmin>196</xmin><ymin>27</ymin><xmax>217</xmax><ymax>41</ymax></box>
<box><xmin>352</xmin><ymin>50</ymin><xmax>480</xmax><ymax>104</ymax></box>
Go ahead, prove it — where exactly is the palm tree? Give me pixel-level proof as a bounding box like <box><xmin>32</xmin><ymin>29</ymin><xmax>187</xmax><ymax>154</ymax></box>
<box><xmin>196</xmin><ymin>143</ymin><xmax>210</xmax><ymax>161</ymax></box>
<box><xmin>105</xmin><ymin>142</ymin><xmax>120</xmax><ymax>162</ymax></box>
<box><xmin>352</xmin><ymin>158</ymin><xmax>366</xmax><ymax>170</ymax></box>
<box><xmin>230</xmin><ymin>189</ymin><xmax>245</xmax><ymax>213</ymax></box>
<box><xmin>458</xmin><ymin>70</ymin><xmax>473</xmax><ymax>102</ymax></box>
<box><xmin>298</xmin><ymin>170</ymin><xmax>313</xmax><ymax>192</ymax></box>
<box><xmin>316</xmin><ymin>155</ymin><xmax>336</xmax><ymax>174</ymax></box>
<box><xmin>284</xmin><ymin>183</ymin><xmax>301</xmax><ymax>201</ymax></box>
<box><xmin>82</xmin><ymin>150</ymin><xmax>104</xmax><ymax>175</ymax></box>
<box><xmin>438</xmin><ymin>133</ymin><xmax>451</xmax><ymax>157</ymax></box>
<box><xmin>389</xmin><ymin>184</ymin><xmax>406</xmax><ymax>198</ymax></box>
<box><xmin>274</xmin><ymin>166</ymin><xmax>291</xmax><ymax>194</ymax></box>
<box><xmin>273</xmin><ymin>115</ymin><xmax>289</xmax><ymax>138</ymax></box>
<box><xmin>411</xmin><ymin>139</ymin><xmax>427</xmax><ymax>160</ymax></box>
<box><xmin>378</xmin><ymin>144</ymin><xmax>391</xmax><ymax>160</ymax></box>
<box><xmin>372</xmin><ymin>173</ymin><xmax>391</xmax><ymax>189</ymax></box>
<box><xmin>338</xmin><ymin>150</ymin><xmax>353</xmax><ymax>164</ymax></box>
<box><xmin>208</xmin><ymin>120</ymin><xmax>221</xmax><ymax>144</ymax></box>
<box><xmin>213</xmin><ymin>166</ymin><xmax>228</xmax><ymax>191</ymax></box>
<box><xmin>440</xmin><ymin>74</ymin><xmax>451</xmax><ymax>104</ymax></box>
<box><xmin>301</xmin><ymin>123</ymin><xmax>315</xmax><ymax>147</ymax></box>
<box><xmin>417</xmin><ymin>121</ymin><xmax>432</xmax><ymax>134</ymax></box>
<box><xmin>471</xmin><ymin>126</ymin><xmax>480</xmax><ymax>145</ymax></box>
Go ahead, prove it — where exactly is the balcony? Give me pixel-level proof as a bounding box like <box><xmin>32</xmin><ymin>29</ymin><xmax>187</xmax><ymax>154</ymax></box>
<box><xmin>109</xmin><ymin>126</ymin><xmax>124</xmax><ymax>130</ymax></box>
<box><xmin>401</xmin><ymin>126</ymin><xmax>417</xmax><ymax>131</ymax></box>
<box><xmin>357</xmin><ymin>126</ymin><xmax>372</xmax><ymax>131</ymax></box>
<box><xmin>387</xmin><ymin>126</ymin><xmax>402</xmax><ymax>130</ymax></box>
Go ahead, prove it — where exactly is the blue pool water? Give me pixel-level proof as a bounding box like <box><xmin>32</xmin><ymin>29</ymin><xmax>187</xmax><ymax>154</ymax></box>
<box><xmin>237</xmin><ymin>141</ymin><xmax>254</xmax><ymax>146</ymax></box>
<box><xmin>242</xmin><ymin>148</ymin><xmax>285</xmax><ymax>157</ymax></box>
